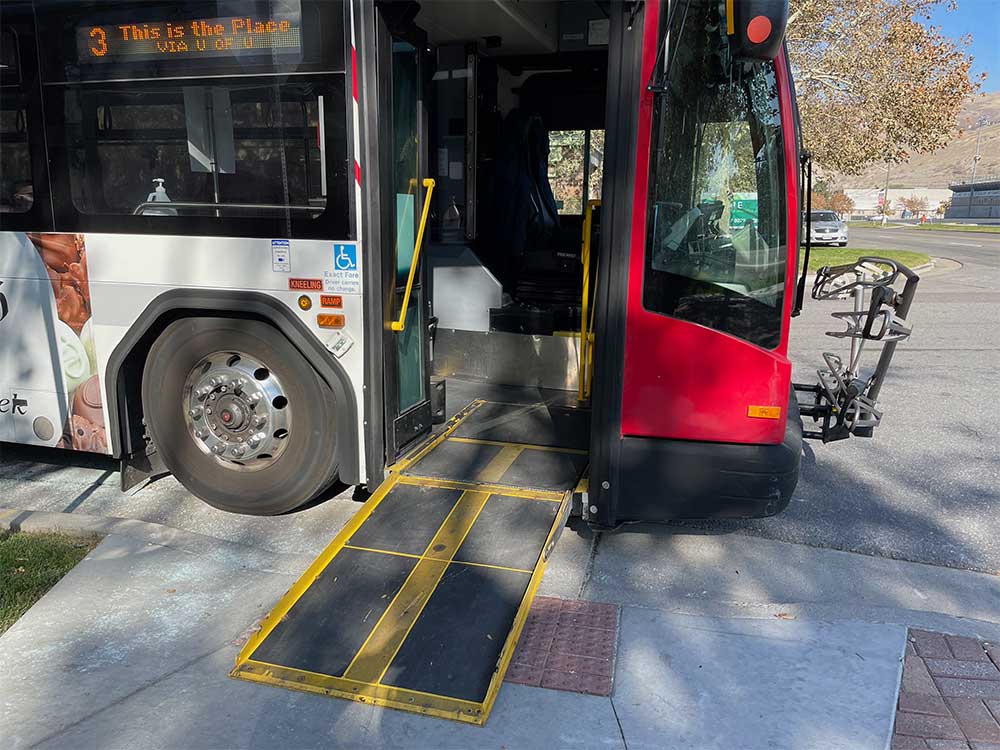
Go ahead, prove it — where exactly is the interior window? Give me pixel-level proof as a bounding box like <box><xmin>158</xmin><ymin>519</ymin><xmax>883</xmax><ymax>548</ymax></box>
<box><xmin>549</xmin><ymin>128</ymin><xmax>606</xmax><ymax>215</ymax></box>
<box><xmin>63</xmin><ymin>80</ymin><xmax>334</xmax><ymax>219</ymax></box>
<box><xmin>643</xmin><ymin>0</ymin><xmax>787</xmax><ymax>349</ymax></box>
<box><xmin>0</xmin><ymin>27</ymin><xmax>33</xmax><ymax>214</ymax></box>
<box><xmin>549</xmin><ymin>130</ymin><xmax>586</xmax><ymax>215</ymax></box>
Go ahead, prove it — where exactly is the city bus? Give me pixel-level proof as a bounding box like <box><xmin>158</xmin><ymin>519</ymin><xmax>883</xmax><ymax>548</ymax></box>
<box><xmin>0</xmin><ymin>0</ymin><xmax>917</xmax><ymax>523</ymax></box>
<box><xmin>1</xmin><ymin>0</ymin><xmax>921</xmax><ymax>723</ymax></box>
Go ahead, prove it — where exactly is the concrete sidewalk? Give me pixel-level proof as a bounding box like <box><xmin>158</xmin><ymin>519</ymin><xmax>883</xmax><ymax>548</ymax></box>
<box><xmin>2</xmin><ymin>513</ymin><xmax>952</xmax><ymax>750</ymax></box>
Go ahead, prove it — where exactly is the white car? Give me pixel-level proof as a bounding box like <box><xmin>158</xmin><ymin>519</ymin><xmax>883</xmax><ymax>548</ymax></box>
<box><xmin>805</xmin><ymin>211</ymin><xmax>849</xmax><ymax>246</ymax></box>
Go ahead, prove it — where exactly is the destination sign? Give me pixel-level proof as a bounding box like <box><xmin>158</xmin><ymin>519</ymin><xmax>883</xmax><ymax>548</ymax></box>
<box><xmin>76</xmin><ymin>8</ymin><xmax>302</xmax><ymax>64</ymax></box>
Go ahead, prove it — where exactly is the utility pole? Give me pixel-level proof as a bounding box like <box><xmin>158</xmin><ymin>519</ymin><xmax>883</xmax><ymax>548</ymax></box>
<box><xmin>881</xmin><ymin>160</ymin><xmax>891</xmax><ymax>226</ymax></box>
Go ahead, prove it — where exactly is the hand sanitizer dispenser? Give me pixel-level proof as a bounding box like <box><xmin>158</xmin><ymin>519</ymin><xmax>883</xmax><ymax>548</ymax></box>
<box><xmin>144</xmin><ymin>178</ymin><xmax>178</xmax><ymax>216</ymax></box>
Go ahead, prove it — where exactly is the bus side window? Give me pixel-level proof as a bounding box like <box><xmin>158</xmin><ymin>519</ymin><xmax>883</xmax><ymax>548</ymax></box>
<box><xmin>0</xmin><ymin>27</ymin><xmax>33</xmax><ymax>215</ymax></box>
<box><xmin>62</xmin><ymin>81</ymin><xmax>338</xmax><ymax>221</ymax></box>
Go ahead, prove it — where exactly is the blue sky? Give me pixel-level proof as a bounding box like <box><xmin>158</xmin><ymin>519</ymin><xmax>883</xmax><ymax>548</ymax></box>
<box><xmin>927</xmin><ymin>0</ymin><xmax>999</xmax><ymax>92</ymax></box>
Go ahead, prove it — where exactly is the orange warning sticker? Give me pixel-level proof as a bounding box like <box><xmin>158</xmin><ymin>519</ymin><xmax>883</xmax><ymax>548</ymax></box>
<box><xmin>317</xmin><ymin>314</ymin><xmax>346</xmax><ymax>329</ymax></box>
<box><xmin>747</xmin><ymin>405</ymin><xmax>782</xmax><ymax>419</ymax></box>
<box><xmin>289</xmin><ymin>278</ymin><xmax>323</xmax><ymax>291</ymax></box>
<box><xmin>320</xmin><ymin>294</ymin><xmax>344</xmax><ymax>309</ymax></box>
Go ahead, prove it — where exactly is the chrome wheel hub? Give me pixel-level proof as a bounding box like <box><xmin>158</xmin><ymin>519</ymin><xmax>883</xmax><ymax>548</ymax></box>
<box><xmin>182</xmin><ymin>351</ymin><xmax>290</xmax><ymax>469</ymax></box>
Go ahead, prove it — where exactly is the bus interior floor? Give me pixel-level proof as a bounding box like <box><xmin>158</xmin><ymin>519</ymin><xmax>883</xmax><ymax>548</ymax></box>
<box><xmin>443</xmin><ymin>376</ymin><xmax>585</xmax><ymax>418</ymax></box>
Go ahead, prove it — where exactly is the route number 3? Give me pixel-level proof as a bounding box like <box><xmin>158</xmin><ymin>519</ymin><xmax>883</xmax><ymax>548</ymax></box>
<box><xmin>89</xmin><ymin>26</ymin><xmax>108</xmax><ymax>57</ymax></box>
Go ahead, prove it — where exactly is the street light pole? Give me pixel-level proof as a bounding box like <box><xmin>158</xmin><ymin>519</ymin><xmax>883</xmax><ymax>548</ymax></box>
<box><xmin>970</xmin><ymin>117</ymin><xmax>986</xmax><ymax>213</ymax></box>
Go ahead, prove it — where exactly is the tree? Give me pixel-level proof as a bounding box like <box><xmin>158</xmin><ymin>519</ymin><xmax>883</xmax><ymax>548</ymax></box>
<box><xmin>900</xmin><ymin>194</ymin><xmax>930</xmax><ymax>214</ymax></box>
<box><xmin>936</xmin><ymin>199</ymin><xmax>951</xmax><ymax>216</ymax></box>
<box><xmin>830</xmin><ymin>190</ymin><xmax>855</xmax><ymax>215</ymax></box>
<box><xmin>787</xmin><ymin>0</ymin><xmax>983</xmax><ymax>174</ymax></box>
<box><xmin>877</xmin><ymin>198</ymin><xmax>894</xmax><ymax>216</ymax></box>
<box><xmin>811</xmin><ymin>192</ymin><xmax>831</xmax><ymax>210</ymax></box>
<box><xmin>809</xmin><ymin>179</ymin><xmax>833</xmax><ymax>209</ymax></box>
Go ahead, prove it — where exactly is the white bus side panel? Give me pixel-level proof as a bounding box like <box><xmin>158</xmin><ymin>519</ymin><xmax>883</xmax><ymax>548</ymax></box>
<box><xmin>1</xmin><ymin>231</ymin><xmax>367</xmax><ymax>483</ymax></box>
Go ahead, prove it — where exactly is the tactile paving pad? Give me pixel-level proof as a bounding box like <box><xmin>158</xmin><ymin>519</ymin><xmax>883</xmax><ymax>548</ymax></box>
<box><xmin>504</xmin><ymin>596</ymin><xmax>620</xmax><ymax>696</ymax></box>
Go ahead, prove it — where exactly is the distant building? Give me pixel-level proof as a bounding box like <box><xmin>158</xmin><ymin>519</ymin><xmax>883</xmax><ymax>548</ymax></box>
<box><xmin>844</xmin><ymin>189</ymin><xmax>882</xmax><ymax>217</ymax></box>
<box><xmin>947</xmin><ymin>179</ymin><xmax>1000</xmax><ymax>220</ymax></box>
<box><xmin>843</xmin><ymin>187</ymin><xmax>951</xmax><ymax>219</ymax></box>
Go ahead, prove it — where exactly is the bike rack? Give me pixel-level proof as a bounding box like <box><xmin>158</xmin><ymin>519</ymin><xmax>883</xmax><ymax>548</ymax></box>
<box><xmin>793</xmin><ymin>257</ymin><xmax>920</xmax><ymax>442</ymax></box>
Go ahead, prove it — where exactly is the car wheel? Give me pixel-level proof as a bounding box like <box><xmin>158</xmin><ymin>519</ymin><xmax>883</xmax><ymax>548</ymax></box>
<box><xmin>141</xmin><ymin>317</ymin><xmax>339</xmax><ymax>514</ymax></box>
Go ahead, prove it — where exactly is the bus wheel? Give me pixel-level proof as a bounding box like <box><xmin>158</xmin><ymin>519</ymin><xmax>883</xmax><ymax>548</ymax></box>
<box><xmin>141</xmin><ymin>318</ymin><xmax>339</xmax><ymax>515</ymax></box>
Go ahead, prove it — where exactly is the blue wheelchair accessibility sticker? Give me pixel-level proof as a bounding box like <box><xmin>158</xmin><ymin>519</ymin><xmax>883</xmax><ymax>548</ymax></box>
<box><xmin>325</xmin><ymin>243</ymin><xmax>361</xmax><ymax>294</ymax></box>
<box><xmin>334</xmin><ymin>244</ymin><xmax>357</xmax><ymax>271</ymax></box>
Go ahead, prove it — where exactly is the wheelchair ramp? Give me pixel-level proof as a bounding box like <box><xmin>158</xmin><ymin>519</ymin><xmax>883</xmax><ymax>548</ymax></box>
<box><xmin>231</xmin><ymin>400</ymin><xmax>586</xmax><ymax>724</ymax></box>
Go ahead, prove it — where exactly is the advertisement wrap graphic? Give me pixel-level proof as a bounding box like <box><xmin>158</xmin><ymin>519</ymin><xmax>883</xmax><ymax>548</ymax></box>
<box><xmin>25</xmin><ymin>233</ymin><xmax>108</xmax><ymax>453</ymax></box>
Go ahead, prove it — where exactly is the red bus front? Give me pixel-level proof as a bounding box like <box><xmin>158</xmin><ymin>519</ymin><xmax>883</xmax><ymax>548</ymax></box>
<box><xmin>589</xmin><ymin>0</ymin><xmax>802</xmax><ymax>524</ymax></box>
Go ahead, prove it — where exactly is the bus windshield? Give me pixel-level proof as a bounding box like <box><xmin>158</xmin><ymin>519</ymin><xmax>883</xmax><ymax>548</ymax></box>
<box><xmin>643</xmin><ymin>0</ymin><xmax>787</xmax><ymax>349</ymax></box>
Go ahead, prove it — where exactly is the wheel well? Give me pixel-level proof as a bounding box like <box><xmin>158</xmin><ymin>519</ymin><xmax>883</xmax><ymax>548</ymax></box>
<box><xmin>106</xmin><ymin>290</ymin><xmax>360</xmax><ymax>485</ymax></box>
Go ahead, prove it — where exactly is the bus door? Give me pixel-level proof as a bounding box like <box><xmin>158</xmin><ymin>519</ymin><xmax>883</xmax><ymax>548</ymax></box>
<box><xmin>377</xmin><ymin>13</ymin><xmax>433</xmax><ymax>460</ymax></box>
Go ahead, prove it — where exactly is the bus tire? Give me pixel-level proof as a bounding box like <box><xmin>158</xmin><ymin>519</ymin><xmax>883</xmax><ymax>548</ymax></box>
<box><xmin>141</xmin><ymin>317</ymin><xmax>339</xmax><ymax>515</ymax></box>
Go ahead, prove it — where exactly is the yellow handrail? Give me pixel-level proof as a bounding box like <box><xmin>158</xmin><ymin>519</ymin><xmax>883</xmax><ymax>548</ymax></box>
<box><xmin>390</xmin><ymin>177</ymin><xmax>436</xmax><ymax>332</ymax></box>
<box><xmin>578</xmin><ymin>199</ymin><xmax>601</xmax><ymax>402</ymax></box>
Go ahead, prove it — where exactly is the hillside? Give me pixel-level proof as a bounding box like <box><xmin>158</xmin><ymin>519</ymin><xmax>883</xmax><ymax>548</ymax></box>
<box><xmin>834</xmin><ymin>92</ymin><xmax>1000</xmax><ymax>189</ymax></box>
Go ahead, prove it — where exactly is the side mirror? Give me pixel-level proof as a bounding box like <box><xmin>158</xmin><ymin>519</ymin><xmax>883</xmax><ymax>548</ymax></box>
<box><xmin>727</xmin><ymin>0</ymin><xmax>789</xmax><ymax>61</ymax></box>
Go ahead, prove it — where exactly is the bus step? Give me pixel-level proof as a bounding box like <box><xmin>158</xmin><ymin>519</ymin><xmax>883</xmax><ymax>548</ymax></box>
<box><xmin>230</xmin><ymin>400</ymin><xmax>584</xmax><ymax>724</ymax></box>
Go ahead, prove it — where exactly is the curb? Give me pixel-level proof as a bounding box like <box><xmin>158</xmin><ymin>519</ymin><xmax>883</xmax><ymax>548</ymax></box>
<box><xmin>803</xmin><ymin>258</ymin><xmax>938</xmax><ymax>287</ymax></box>
<box><xmin>0</xmin><ymin>507</ymin><xmax>313</xmax><ymax>574</ymax></box>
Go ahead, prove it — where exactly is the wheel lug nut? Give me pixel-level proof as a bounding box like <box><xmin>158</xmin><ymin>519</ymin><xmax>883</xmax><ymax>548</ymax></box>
<box><xmin>232</xmin><ymin>447</ymin><xmax>245</xmax><ymax>457</ymax></box>
<box><xmin>252</xmin><ymin>415</ymin><xmax>266</xmax><ymax>428</ymax></box>
<box><xmin>211</xmin><ymin>445</ymin><xmax>225</xmax><ymax>455</ymax></box>
<box><xmin>195</xmin><ymin>430</ymin><xmax>207</xmax><ymax>439</ymax></box>
<box><xmin>189</xmin><ymin>407</ymin><xmax>203</xmax><ymax>419</ymax></box>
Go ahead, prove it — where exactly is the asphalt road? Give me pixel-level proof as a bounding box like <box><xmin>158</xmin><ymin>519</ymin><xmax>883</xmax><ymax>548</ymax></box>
<box><xmin>848</xmin><ymin>224</ymin><xmax>1000</xmax><ymax>260</ymax></box>
<box><xmin>689</xmin><ymin>226</ymin><xmax>1000</xmax><ymax>573</ymax></box>
<box><xmin>0</xmin><ymin>225</ymin><xmax>997</xmax><ymax>572</ymax></box>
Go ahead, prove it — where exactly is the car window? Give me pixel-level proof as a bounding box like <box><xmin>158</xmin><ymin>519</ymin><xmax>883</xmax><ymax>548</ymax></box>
<box><xmin>810</xmin><ymin>212</ymin><xmax>838</xmax><ymax>222</ymax></box>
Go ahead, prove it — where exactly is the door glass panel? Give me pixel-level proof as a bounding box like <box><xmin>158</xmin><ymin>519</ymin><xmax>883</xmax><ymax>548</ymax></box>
<box><xmin>396</xmin><ymin>287</ymin><xmax>425</xmax><ymax>412</ymax></box>
<box><xmin>393</xmin><ymin>40</ymin><xmax>419</xmax><ymax>284</ymax></box>
<box><xmin>390</xmin><ymin>38</ymin><xmax>425</xmax><ymax>413</ymax></box>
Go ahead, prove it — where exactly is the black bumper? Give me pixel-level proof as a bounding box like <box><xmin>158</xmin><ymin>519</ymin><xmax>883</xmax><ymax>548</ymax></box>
<box><xmin>610</xmin><ymin>396</ymin><xmax>803</xmax><ymax>522</ymax></box>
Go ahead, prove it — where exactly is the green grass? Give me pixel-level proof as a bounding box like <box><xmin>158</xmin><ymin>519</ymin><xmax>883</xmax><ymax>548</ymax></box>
<box><xmin>913</xmin><ymin>223</ymin><xmax>1000</xmax><ymax>233</ymax></box>
<box><xmin>800</xmin><ymin>248</ymin><xmax>931</xmax><ymax>271</ymax></box>
<box><xmin>0</xmin><ymin>531</ymin><xmax>99</xmax><ymax>634</ymax></box>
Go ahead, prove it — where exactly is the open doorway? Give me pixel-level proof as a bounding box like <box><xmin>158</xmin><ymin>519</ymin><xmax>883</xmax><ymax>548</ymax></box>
<box><xmin>383</xmin><ymin>1</ymin><xmax>613</xmax><ymax>417</ymax></box>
